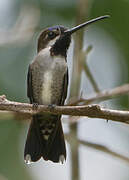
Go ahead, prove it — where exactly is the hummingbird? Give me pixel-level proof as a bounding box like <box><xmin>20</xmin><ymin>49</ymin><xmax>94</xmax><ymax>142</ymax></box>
<box><xmin>24</xmin><ymin>15</ymin><xmax>109</xmax><ymax>164</ymax></box>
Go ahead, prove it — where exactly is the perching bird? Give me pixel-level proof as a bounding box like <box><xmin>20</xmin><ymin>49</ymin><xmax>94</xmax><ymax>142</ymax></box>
<box><xmin>24</xmin><ymin>15</ymin><xmax>109</xmax><ymax>164</ymax></box>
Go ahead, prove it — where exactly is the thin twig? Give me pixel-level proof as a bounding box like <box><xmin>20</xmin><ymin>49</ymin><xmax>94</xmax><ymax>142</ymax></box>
<box><xmin>67</xmin><ymin>84</ymin><xmax>129</xmax><ymax>105</ymax></box>
<box><xmin>82</xmin><ymin>45</ymin><xmax>100</xmax><ymax>92</ymax></box>
<box><xmin>65</xmin><ymin>134</ymin><xmax>129</xmax><ymax>165</ymax></box>
<box><xmin>79</xmin><ymin>140</ymin><xmax>129</xmax><ymax>165</ymax></box>
<box><xmin>83</xmin><ymin>64</ymin><xmax>100</xmax><ymax>92</ymax></box>
<box><xmin>83</xmin><ymin>59</ymin><xmax>100</xmax><ymax>92</ymax></box>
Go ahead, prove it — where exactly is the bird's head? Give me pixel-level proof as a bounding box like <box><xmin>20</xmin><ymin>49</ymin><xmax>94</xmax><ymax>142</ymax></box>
<box><xmin>37</xmin><ymin>15</ymin><xmax>110</xmax><ymax>57</ymax></box>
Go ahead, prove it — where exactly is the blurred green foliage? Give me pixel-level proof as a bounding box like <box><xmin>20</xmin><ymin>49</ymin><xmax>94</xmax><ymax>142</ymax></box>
<box><xmin>0</xmin><ymin>0</ymin><xmax>129</xmax><ymax>179</ymax></box>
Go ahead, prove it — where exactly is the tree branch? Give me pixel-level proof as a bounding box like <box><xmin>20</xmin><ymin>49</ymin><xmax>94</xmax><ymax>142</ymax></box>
<box><xmin>0</xmin><ymin>95</ymin><xmax>129</xmax><ymax>123</ymax></box>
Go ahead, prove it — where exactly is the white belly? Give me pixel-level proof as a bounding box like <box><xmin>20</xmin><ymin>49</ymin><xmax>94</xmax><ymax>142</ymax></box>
<box><xmin>41</xmin><ymin>71</ymin><xmax>52</xmax><ymax>104</ymax></box>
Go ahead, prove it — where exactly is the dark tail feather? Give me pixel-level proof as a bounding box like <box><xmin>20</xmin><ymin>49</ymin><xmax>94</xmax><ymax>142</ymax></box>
<box><xmin>46</xmin><ymin>119</ymin><xmax>66</xmax><ymax>162</ymax></box>
<box><xmin>24</xmin><ymin>114</ymin><xmax>66</xmax><ymax>163</ymax></box>
<box><xmin>24</xmin><ymin>118</ymin><xmax>42</xmax><ymax>162</ymax></box>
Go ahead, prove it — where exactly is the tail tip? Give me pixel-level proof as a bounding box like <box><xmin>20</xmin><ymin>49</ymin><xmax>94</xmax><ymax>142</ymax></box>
<box><xmin>24</xmin><ymin>154</ymin><xmax>32</xmax><ymax>165</ymax></box>
<box><xmin>59</xmin><ymin>154</ymin><xmax>65</xmax><ymax>164</ymax></box>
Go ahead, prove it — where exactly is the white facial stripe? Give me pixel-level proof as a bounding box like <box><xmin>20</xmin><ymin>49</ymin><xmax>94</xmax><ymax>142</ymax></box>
<box><xmin>47</xmin><ymin>35</ymin><xmax>59</xmax><ymax>48</ymax></box>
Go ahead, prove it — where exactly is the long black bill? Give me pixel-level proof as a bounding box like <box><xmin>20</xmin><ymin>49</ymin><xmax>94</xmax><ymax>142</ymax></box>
<box><xmin>64</xmin><ymin>15</ymin><xmax>110</xmax><ymax>35</ymax></box>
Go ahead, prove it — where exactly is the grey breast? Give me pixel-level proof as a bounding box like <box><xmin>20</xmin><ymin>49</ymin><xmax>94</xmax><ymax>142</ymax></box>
<box><xmin>30</xmin><ymin>48</ymin><xmax>67</xmax><ymax>105</ymax></box>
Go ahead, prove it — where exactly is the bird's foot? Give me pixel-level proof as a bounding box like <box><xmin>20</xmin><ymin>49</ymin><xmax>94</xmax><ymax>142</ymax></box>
<box><xmin>32</xmin><ymin>103</ymin><xmax>38</xmax><ymax>111</ymax></box>
<box><xmin>48</xmin><ymin>104</ymin><xmax>56</xmax><ymax>111</ymax></box>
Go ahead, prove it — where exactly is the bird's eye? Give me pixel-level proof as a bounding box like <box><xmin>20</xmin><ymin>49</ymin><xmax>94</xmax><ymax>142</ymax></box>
<box><xmin>48</xmin><ymin>31</ymin><xmax>56</xmax><ymax>39</ymax></box>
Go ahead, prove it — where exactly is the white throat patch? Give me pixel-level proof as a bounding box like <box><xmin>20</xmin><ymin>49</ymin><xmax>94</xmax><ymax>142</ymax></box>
<box><xmin>47</xmin><ymin>35</ymin><xmax>60</xmax><ymax>48</ymax></box>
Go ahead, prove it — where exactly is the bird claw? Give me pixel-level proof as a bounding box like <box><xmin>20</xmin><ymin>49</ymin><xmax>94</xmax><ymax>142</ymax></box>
<box><xmin>32</xmin><ymin>103</ymin><xmax>38</xmax><ymax>110</ymax></box>
<box><xmin>48</xmin><ymin>104</ymin><xmax>56</xmax><ymax>110</ymax></box>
